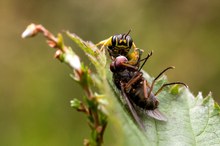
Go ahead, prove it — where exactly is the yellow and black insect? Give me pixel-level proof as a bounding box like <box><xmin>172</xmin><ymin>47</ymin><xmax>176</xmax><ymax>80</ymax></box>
<box><xmin>97</xmin><ymin>30</ymin><xmax>143</xmax><ymax>65</ymax></box>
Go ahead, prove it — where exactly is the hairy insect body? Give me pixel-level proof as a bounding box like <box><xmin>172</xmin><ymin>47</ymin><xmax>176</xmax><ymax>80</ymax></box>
<box><xmin>110</xmin><ymin>55</ymin><xmax>187</xmax><ymax>130</ymax></box>
<box><xmin>111</xmin><ymin>57</ymin><xmax>159</xmax><ymax>111</ymax></box>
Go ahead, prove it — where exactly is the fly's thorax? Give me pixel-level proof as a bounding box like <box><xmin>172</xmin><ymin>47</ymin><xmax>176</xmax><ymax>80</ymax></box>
<box><xmin>112</xmin><ymin>69</ymin><xmax>135</xmax><ymax>89</ymax></box>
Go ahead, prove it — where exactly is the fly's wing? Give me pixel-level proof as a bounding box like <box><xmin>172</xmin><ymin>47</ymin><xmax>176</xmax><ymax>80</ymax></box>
<box><xmin>146</xmin><ymin>108</ymin><xmax>167</xmax><ymax>121</ymax></box>
<box><xmin>121</xmin><ymin>85</ymin><xmax>146</xmax><ymax>131</ymax></box>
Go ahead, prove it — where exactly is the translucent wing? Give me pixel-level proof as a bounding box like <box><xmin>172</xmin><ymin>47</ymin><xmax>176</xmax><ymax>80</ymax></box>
<box><xmin>146</xmin><ymin>109</ymin><xmax>167</xmax><ymax>121</ymax></box>
<box><xmin>120</xmin><ymin>84</ymin><xmax>146</xmax><ymax>131</ymax></box>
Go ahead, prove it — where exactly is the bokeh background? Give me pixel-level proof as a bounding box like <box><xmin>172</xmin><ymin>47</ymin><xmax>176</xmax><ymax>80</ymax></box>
<box><xmin>1</xmin><ymin>0</ymin><xmax>220</xmax><ymax>145</ymax></box>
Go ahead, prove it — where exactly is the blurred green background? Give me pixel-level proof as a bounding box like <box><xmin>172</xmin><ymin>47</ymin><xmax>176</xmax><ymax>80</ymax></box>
<box><xmin>1</xmin><ymin>0</ymin><xmax>220</xmax><ymax>145</ymax></box>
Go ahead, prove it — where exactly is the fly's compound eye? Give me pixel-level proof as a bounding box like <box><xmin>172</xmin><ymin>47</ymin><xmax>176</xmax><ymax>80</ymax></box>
<box><xmin>110</xmin><ymin>56</ymin><xmax>128</xmax><ymax>72</ymax></box>
<box><xmin>126</xmin><ymin>35</ymin><xmax>133</xmax><ymax>48</ymax></box>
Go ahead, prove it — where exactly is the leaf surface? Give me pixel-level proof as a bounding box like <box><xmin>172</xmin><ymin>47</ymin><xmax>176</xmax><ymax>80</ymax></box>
<box><xmin>68</xmin><ymin>33</ymin><xmax>220</xmax><ymax>146</ymax></box>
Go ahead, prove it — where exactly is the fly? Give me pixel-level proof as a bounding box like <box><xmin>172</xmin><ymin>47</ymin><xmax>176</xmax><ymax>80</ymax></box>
<box><xmin>110</xmin><ymin>52</ymin><xmax>187</xmax><ymax>130</ymax></box>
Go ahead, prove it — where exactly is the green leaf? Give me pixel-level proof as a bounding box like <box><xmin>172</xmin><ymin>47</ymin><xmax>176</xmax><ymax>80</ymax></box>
<box><xmin>66</xmin><ymin>31</ymin><xmax>107</xmax><ymax>78</ymax></box>
<box><xmin>68</xmin><ymin>33</ymin><xmax>220</xmax><ymax>146</ymax></box>
<box><xmin>108</xmin><ymin>72</ymin><xmax>220</xmax><ymax>146</ymax></box>
<box><xmin>70</xmin><ymin>98</ymin><xmax>82</xmax><ymax>109</ymax></box>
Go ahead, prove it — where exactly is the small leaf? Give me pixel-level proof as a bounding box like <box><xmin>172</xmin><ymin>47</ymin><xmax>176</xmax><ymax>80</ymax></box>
<box><xmin>57</xmin><ymin>33</ymin><xmax>65</xmax><ymax>49</ymax></box>
<box><xmin>66</xmin><ymin>31</ymin><xmax>95</xmax><ymax>56</ymax></box>
<box><xmin>170</xmin><ymin>84</ymin><xmax>180</xmax><ymax>95</ymax></box>
<box><xmin>70</xmin><ymin>98</ymin><xmax>82</xmax><ymax>109</ymax></box>
<box><xmin>66</xmin><ymin>31</ymin><xmax>106</xmax><ymax>71</ymax></box>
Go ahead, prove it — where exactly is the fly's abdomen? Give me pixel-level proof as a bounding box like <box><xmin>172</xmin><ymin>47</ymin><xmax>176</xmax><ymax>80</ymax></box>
<box><xmin>130</xmin><ymin>88</ymin><xmax>159</xmax><ymax>110</ymax></box>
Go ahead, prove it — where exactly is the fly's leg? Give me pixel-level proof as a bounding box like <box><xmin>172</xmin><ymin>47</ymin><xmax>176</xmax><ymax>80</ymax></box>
<box><xmin>120</xmin><ymin>62</ymin><xmax>138</xmax><ymax>71</ymax></box>
<box><xmin>155</xmin><ymin>82</ymin><xmax>188</xmax><ymax>96</ymax></box>
<box><xmin>143</xmin><ymin>79</ymin><xmax>149</xmax><ymax>99</ymax></box>
<box><xmin>148</xmin><ymin>66</ymin><xmax>174</xmax><ymax>97</ymax></box>
<box><xmin>123</xmin><ymin>50</ymin><xmax>153</xmax><ymax>94</ymax></box>
<box><xmin>147</xmin><ymin>66</ymin><xmax>187</xmax><ymax>97</ymax></box>
<box><xmin>121</xmin><ymin>51</ymin><xmax>154</xmax><ymax>90</ymax></box>
<box><xmin>124</xmin><ymin>72</ymin><xmax>143</xmax><ymax>92</ymax></box>
<box><xmin>138</xmin><ymin>50</ymin><xmax>153</xmax><ymax>72</ymax></box>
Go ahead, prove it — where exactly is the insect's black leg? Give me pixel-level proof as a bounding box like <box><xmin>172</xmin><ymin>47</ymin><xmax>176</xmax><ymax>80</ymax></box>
<box><xmin>155</xmin><ymin>82</ymin><xmax>188</xmax><ymax>96</ymax></box>
<box><xmin>120</xmin><ymin>83</ymin><xmax>146</xmax><ymax>131</ymax></box>
<box><xmin>139</xmin><ymin>50</ymin><xmax>153</xmax><ymax>62</ymax></box>
<box><xmin>148</xmin><ymin>66</ymin><xmax>174</xmax><ymax>97</ymax></box>
<box><xmin>138</xmin><ymin>51</ymin><xmax>153</xmax><ymax>72</ymax></box>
